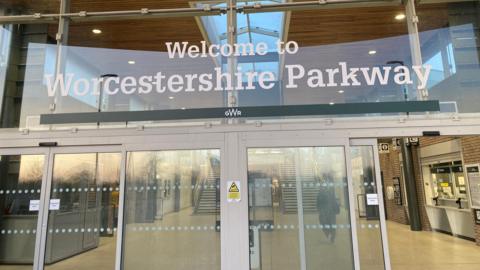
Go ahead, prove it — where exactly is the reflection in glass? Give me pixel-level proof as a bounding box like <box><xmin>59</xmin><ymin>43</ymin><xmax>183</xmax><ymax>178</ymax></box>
<box><xmin>248</xmin><ymin>147</ymin><xmax>354</xmax><ymax>270</ymax></box>
<box><xmin>351</xmin><ymin>146</ymin><xmax>385</xmax><ymax>270</ymax></box>
<box><xmin>0</xmin><ymin>155</ymin><xmax>45</xmax><ymax>270</ymax></box>
<box><xmin>123</xmin><ymin>149</ymin><xmax>220</xmax><ymax>270</ymax></box>
<box><xmin>0</xmin><ymin>23</ymin><xmax>57</xmax><ymax>129</ymax></box>
<box><xmin>417</xmin><ymin>1</ymin><xmax>480</xmax><ymax>113</ymax></box>
<box><xmin>44</xmin><ymin>153</ymin><xmax>121</xmax><ymax>270</ymax></box>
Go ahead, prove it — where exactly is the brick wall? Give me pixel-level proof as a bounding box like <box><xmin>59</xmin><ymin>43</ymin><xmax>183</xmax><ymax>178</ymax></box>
<box><xmin>411</xmin><ymin>145</ymin><xmax>432</xmax><ymax>231</ymax></box>
<box><xmin>379</xmin><ymin>146</ymin><xmax>409</xmax><ymax>225</ymax></box>
<box><xmin>459</xmin><ymin>136</ymin><xmax>480</xmax><ymax>246</ymax></box>
<box><xmin>380</xmin><ymin>136</ymin><xmax>480</xmax><ymax>245</ymax></box>
<box><xmin>378</xmin><ymin>142</ymin><xmax>432</xmax><ymax>230</ymax></box>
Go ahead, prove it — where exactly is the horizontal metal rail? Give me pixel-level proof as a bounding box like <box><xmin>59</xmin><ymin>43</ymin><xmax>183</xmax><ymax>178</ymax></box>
<box><xmin>39</xmin><ymin>101</ymin><xmax>440</xmax><ymax>124</ymax></box>
<box><xmin>241</xmin><ymin>0</ymin><xmax>400</xmax><ymax>13</ymax></box>
<box><xmin>0</xmin><ymin>0</ymin><xmax>401</xmax><ymax>24</ymax></box>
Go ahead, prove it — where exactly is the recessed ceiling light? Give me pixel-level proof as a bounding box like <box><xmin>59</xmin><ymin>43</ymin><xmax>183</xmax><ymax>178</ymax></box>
<box><xmin>181</xmin><ymin>107</ymin><xmax>186</xmax><ymax>110</ymax></box>
<box><xmin>329</xmin><ymin>102</ymin><xmax>335</xmax><ymax>105</ymax></box>
<box><xmin>338</xmin><ymin>90</ymin><xmax>344</xmax><ymax>94</ymax></box>
<box><xmin>395</xmin><ymin>14</ymin><xmax>406</xmax><ymax>20</ymax></box>
<box><xmin>368</xmin><ymin>50</ymin><xmax>377</xmax><ymax>55</ymax></box>
<box><xmin>168</xmin><ymin>96</ymin><xmax>174</xmax><ymax>100</ymax></box>
<box><xmin>92</xmin><ymin>29</ymin><xmax>102</xmax><ymax>34</ymax></box>
<box><xmin>128</xmin><ymin>60</ymin><xmax>136</xmax><ymax>65</ymax></box>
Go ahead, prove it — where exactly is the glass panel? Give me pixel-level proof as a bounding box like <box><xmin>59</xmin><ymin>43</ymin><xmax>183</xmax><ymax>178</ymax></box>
<box><xmin>44</xmin><ymin>153</ymin><xmax>121</xmax><ymax>270</ymax></box>
<box><xmin>0</xmin><ymin>154</ymin><xmax>45</xmax><ymax>270</ymax></box>
<box><xmin>417</xmin><ymin>1</ymin><xmax>480</xmax><ymax>113</ymax></box>
<box><xmin>248</xmin><ymin>147</ymin><xmax>354</xmax><ymax>270</ymax></box>
<box><xmin>123</xmin><ymin>149</ymin><xmax>220</xmax><ymax>270</ymax></box>
<box><xmin>0</xmin><ymin>22</ymin><xmax>58</xmax><ymax>129</ymax></box>
<box><xmin>422</xmin><ymin>160</ymin><xmax>468</xmax><ymax>208</ymax></box>
<box><xmin>0</xmin><ymin>1</ymin><xmax>60</xmax><ymax>14</ymax></box>
<box><xmin>21</xmin><ymin>11</ymin><xmax>227</xmax><ymax>130</ymax></box>
<box><xmin>351</xmin><ymin>146</ymin><xmax>385</xmax><ymax>270</ymax></box>
<box><xmin>234</xmin><ymin>4</ymin><xmax>420</xmax><ymax>115</ymax></box>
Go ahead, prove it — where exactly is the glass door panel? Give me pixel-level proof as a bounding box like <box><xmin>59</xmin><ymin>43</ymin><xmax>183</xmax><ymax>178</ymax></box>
<box><xmin>0</xmin><ymin>154</ymin><xmax>45</xmax><ymax>270</ymax></box>
<box><xmin>44</xmin><ymin>152</ymin><xmax>122</xmax><ymax>270</ymax></box>
<box><xmin>350</xmin><ymin>146</ymin><xmax>386</xmax><ymax>270</ymax></box>
<box><xmin>122</xmin><ymin>149</ymin><xmax>220</xmax><ymax>270</ymax></box>
<box><xmin>247</xmin><ymin>147</ymin><xmax>354</xmax><ymax>270</ymax></box>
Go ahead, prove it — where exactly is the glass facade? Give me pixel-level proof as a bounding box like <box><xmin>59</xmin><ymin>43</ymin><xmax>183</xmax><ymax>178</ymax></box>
<box><xmin>0</xmin><ymin>0</ymin><xmax>477</xmax><ymax>130</ymax></box>
<box><xmin>247</xmin><ymin>147</ymin><xmax>354</xmax><ymax>270</ymax></box>
<box><xmin>0</xmin><ymin>1</ymin><xmax>479</xmax><ymax>270</ymax></box>
<box><xmin>0</xmin><ymin>154</ymin><xmax>44</xmax><ymax>270</ymax></box>
<box><xmin>123</xmin><ymin>149</ymin><xmax>221</xmax><ymax>270</ymax></box>
<box><xmin>417</xmin><ymin>1</ymin><xmax>480</xmax><ymax>113</ymax></box>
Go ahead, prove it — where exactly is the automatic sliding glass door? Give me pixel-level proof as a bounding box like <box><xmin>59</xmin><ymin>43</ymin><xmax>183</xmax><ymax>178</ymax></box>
<box><xmin>242</xmin><ymin>134</ymin><xmax>390</xmax><ymax>270</ymax></box>
<box><xmin>0</xmin><ymin>149</ymin><xmax>48</xmax><ymax>270</ymax></box>
<box><xmin>247</xmin><ymin>146</ymin><xmax>355</xmax><ymax>270</ymax></box>
<box><xmin>121</xmin><ymin>149</ymin><xmax>221</xmax><ymax>270</ymax></box>
<box><xmin>42</xmin><ymin>151</ymin><xmax>122</xmax><ymax>270</ymax></box>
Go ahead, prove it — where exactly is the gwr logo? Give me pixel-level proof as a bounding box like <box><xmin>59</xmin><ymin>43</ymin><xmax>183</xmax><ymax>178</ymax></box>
<box><xmin>224</xmin><ymin>108</ymin><xmax>242</xmax><ymax>118</ymax></box>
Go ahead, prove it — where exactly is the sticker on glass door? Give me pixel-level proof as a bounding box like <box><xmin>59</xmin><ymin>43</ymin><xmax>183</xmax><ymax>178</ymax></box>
<box><xmin>227</xmin><ymin>181</ymin><xmax>241</xmax><ymax>202</ymax></box>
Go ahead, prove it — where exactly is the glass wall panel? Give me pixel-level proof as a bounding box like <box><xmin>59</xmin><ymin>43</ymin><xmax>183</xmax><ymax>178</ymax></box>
<box><xmin>248</xmin><ymin>147</ymin><xmax>354</xmax><ymax>270</ymax></box>
<box><xmin>0</xmin><ymin>154</ymin><xmax>45</xmax><ymax>270</ymax></box>
<box><xmin>351</xmin><ymin>146</ymin><xmax>385</xmax><ymax>270</ymax></box>
<box><xmin>44</xmin><ymin>153</ymin><xmax>121</xmax><ymax>270</ymax></box>
<box><xmin>123</xmin><ymin>149</ymin><xmax>220</xmax><ymax>270</ymax></box>
<box><xmin>417</xmin><ymin>0</ymin><xmax>480</xmax><ymax>113</ymax></box>
<box><xmin>0</xmin><ymin>22</ymin><xmax>57</xmax><ymax>129</ymax></box>
<box><xmin>19</xmin><ymin>10</ymin><xmax>227</xmax><ymax>130</ymax></box>
<box><xmin>0</xmin><ymin>1</ymin><xmax>60</xmax><ymax>15</ymax></box>
<box><xmin>235</xmin><ymin>3</ymin><xmax>421</xmax><ymax>114</ymax></box>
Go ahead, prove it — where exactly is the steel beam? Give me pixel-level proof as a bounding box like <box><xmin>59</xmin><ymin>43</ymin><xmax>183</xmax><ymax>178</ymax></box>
<box><xmin>0</xmin><ymin>0</ymin><xmax>401</xmax><ymax>24</ymax></box>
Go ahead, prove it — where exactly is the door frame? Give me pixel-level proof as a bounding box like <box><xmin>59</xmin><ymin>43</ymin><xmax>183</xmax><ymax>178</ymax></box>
<box><xmin>121</xmin><ymin>133</ymin><xmax>226</xmax><ymax>270</ymax></box>
<box><xmin>35</xmin><ymin>145</ymin><xmax>123</xmax><ymax>270</ymax></box>
<box><xmin>0</xmin><ymin>133</ymin><xmax>391</xmax><ymax>270</ymax></box>
<box><xmin>0</xmin><ymin>147</ymin><xmax>50</xmax><ymax>270</ymax></box>
<box><xmin>350</xmin><ymin>138</ymin><xmax>392</xmax><ymax>270</ymax></box>
<box><xmin>238</xmin><ymin>130</ymin><xmax>361</xmax><ymax>270</ymax></box>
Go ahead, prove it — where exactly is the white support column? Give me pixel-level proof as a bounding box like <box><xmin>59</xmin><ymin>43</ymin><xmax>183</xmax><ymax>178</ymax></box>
<box><xmin>37</xmin><ymin>149</ymin><xmax>55</xmax><ymax>270</ymax></box>
<box><xmin>226</xmin><ymin>0</ymin><xmax>239</xmax><ymax>125</ymax></box>
<box><xmin>345</xmin><ymin>143</ymin><xmax>361</xmax><ymax>270</ymax></box>
<box><xmin>33</xmin><ymin>148</ymin><xmax>52</xmax><ymax>270</ymax></box>
<box><xmin>114</xmin><ymin>148</ymin><xmax>127</xmax><ymax>270</ymax></box>
<box><xmin>405</xmin><ymin>0</ymin><xmax>428</xmax><ymax>100</ymax></box>
<box><xmin>294</xmin><ymin>149</ymin><xmax>307</xmax><ymax>270</ymax></box>
<box><xmin>371</xmin><ymin>140</ymin><xmax>393</xmax><ymax>270</ymax></box>
<box><xmin>222</xmin><ymin>132</ymin><xmax>250</xmax><ymax>270</ymax></box>
<box><xmin>51</xmin><ymin>0</ymin><xmax>70</xmax><ymax>120</ymax></box>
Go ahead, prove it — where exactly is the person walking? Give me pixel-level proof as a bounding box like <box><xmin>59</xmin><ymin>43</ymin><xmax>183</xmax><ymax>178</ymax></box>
<box><xmin>316</xmin><ymin>175</ymin><xmax>340</xmax><ymax>243</ymax></box>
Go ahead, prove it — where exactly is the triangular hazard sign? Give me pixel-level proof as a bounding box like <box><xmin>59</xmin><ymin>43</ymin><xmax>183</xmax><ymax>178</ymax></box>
<box><xmin>229</xmin><ymin>182</ymin><xmax>239</xmax><ymax>192</ymax></box>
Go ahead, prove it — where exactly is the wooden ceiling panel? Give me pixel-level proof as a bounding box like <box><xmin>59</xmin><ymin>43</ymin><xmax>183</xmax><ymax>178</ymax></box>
<box><xmin>70</xmin><ymin>0</ymin><xmax>195</xmax><ymax>12</ymax></box>
<box><xmin>53</xmin><ymin>2</ymin><xmax>451</xmax><ymax>54</ymax></box>
<box><xmin>67</xmin><ymin>17</ymin><xmax>205</xmax><ymax>51</ymax></box>
<box><xmin>416</xmin><ymin>3</ymin><xmax>451</xmax><ymax>32</ymax></box>
<box><xmin>288</xmin><ymin>6</ymin><xmax>409</xmax><ymax>46</ymax></box>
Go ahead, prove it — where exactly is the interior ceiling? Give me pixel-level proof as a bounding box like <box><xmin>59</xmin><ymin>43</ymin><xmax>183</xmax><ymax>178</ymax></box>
<box><xmin>2</xmin><ymin>1</ymin><xmax>452</xmax><ymax>52</ymax></box>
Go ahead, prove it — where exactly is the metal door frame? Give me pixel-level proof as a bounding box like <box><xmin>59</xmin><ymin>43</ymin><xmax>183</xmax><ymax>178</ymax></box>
<box><xmin>0</xmin><ymin>147</ymin><xmax>51</xmax><ymax>270</ymax></box>
<box><xmin>238</xmin><ymin>130</ymin><xmax>361</xmax><ymax>270</ymax></box>
<box><xmin>350</xmin><ymin>138</ymin><xmax>392</xmax><ymax>270</ymax></box>
<box><xmin>121</xmin><ymin>132</ymin><xmax>227</xmax><ymax>270</ymax></box>
<box><xmin>0</xmin><ymin>134</ymin><xmax>392</xmax><ymax>270</ymax></box>
<box><xmin>36</xmin><ymin>145</ymin><xmax>123</xmax><ymax>270</ymax></box>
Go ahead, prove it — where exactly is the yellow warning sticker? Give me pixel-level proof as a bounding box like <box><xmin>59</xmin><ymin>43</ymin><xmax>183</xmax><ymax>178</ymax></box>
<box><xmin>227</xmin><ymin>181</ymin><xmax>241</xmax><ymax>202</ymax></box>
